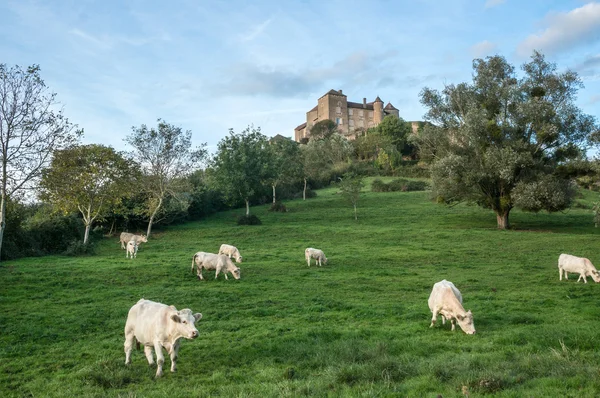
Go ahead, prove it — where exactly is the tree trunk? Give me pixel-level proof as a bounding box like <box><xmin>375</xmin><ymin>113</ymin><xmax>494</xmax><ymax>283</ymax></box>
<box><xmin>245</xmin><ymin>199</ymin><xmax>250</xmax><ymax>216</ymax></box>
<box><xmin>0</xmin><ymin>193</ymin><xmax>5</xmax><ymax>262</ymax></box>
<box><xmin>496</xmin><ymin>210</ymin><xmax>510</xmax><ymax>229</ymax></box>
<box><xmin>354</xmin><ymin>204</ymin><xmax>358</xmax><ymax>221</ymax></box>
<box><xmin>147</xmin><ymin>196</ymin><xmax>163</xmax><ymax>238</ymax></box>
<box><xmin>83</xmin><ymin>223</ymin><xmax>91</xmax><ymax>245</ymax></box>
<box><xmin>303</xmin><ymin>178</ymin><xmax>307</xmax><ymax>201</ymax></box>
<box><xmin>272</xmin><ymin>184</ymin><xmax>276</xmax><ymax>204</ymax></box>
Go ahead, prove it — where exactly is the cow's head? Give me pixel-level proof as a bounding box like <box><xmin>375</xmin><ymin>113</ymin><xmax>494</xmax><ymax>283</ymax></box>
<box><xmin>590</xmin><ymin>270</ymin><xmax>600</xmax><ymax>283</ymax></box>
<box><xmin>234</xmin><ymin>254</ymin><xmax>243</xmax><ymax>263</ymax></box>
<box><xmin>170</xmin><ymin>309</ymin><xmax>202</xmax><ymax>339</ymax></box>
<box><xmin>231</xmin><ymin>267</ymin><xmax>241</xmax><ymax>280</ymax></box>
<box><xmin>456</xmin><ymin>310</ymin><xmax>475</xmax><ymax>335</ymax></box>
<box><xmin>138</xmin><ymin>235</ymin><xmax>148</xmax><ymax>243</ymax></box>
<box><xmin>323</xmin><ymin>256</ymin><xmax>328</xmax><ymax>264</ymax></box>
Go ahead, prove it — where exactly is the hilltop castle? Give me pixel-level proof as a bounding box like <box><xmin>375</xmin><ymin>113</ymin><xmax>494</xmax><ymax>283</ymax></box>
<box><xmin>294</xmin><ymin>89</ymin><xmax>400</xmax><ymax>142</ymax></box>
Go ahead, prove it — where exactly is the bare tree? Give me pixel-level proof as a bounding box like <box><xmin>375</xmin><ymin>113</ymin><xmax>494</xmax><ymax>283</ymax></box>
<box><xmin>0</xmin><ymin>64</ymin><xmax>80</xmax><ymax>259</ymax></box>
<box><xmin>125</xmin><ymin>119</ymin><xmax>206</xmax><ymax>237</ymax></box>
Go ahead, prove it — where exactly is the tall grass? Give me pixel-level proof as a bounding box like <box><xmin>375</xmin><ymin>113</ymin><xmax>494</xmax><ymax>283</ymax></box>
<box><xmin>1</xmin><ymin>180</ymin><xmax>600</xmax><ymax>397</ymax></box>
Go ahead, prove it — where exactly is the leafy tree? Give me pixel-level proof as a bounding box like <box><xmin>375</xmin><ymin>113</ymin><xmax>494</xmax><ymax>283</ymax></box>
<box><xmin>0</xmin><ymin>64</ymin><xmax>80</xmax><ymax>259</ymax></box>
<box><xmin>40</xmin><ymin>144</ymin><xmax>135</xmax><ymax>244</ymax></box>
<box><xmin>267</xmin><ymin>137</ymin><xmax>303</xmax><ymax>204</ymax></box>
<box><xmin>415</xmin><ymin>52</ymin><xmax>598</xmax><ymax>229</ymax></box>
<box><xmin>211</xmin><ymin>126</ymin><xmax>271</xmax><ymax>215</ymax></box>
<box><xmin>125</xmin><ymin>119</ymin><xmax>206</xmax><ymax>237</ymax></box>
<box><xmin>374</xmin><ymin>115</ymin><xmax>412</xmax><ymax>155</ymax></box>
<box><xmin>309</xmin><ymin>119</ymin><xmax>339</xmax><ymax>140</ymax></box>
<box><xmin>338</xmin><ymin>172</ymin><xmax>364</xmax><ymax>220</ymax></box>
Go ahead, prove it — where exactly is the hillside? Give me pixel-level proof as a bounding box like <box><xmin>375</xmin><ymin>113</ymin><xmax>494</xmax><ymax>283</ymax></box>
<box><xmin>2</xmin><ymin>181</ymin><xmax>600</xmax><ymax>397</ymax></box>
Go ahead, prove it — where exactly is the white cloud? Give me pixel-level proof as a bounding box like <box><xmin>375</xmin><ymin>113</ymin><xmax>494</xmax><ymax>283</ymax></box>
<box><xmin>517</xmin><ymin>3</ymin><xmax>600</xmax><ymax>57</ymax></box>
<box><xmin>485</xmin><ymin>0</ymin><xmax>506</xmax><ymax>9</ymax></box>
<box><xmin>470</xmin><ymin>40</ymin><xmax>497</xmax><ymax>57</ymax></box>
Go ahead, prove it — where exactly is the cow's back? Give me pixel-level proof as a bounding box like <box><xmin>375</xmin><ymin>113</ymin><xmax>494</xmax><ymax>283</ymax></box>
<box><xmin>428</xmin><ymin>280</ymin><xmax>462</xmax><ymax>311</ymax></box>
<box><xmin>126</xmin><ymin>299</ymin><xmax>169</xmax><ymax>344</ymax></box>
<box><xmin>559</xmin><ymin>253</ymin><xmax>585</xmax><ymax>272</ymax></box>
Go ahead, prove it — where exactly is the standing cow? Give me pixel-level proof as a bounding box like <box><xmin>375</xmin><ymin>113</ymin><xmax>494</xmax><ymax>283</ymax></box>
<box><xmin>218</xmin><ymin>244</ymin><xmax>243</xmax><ymax>263</ymax></box>
<box><xmin>191</xmin><ymin>252</ymin><xmax>241</xmax><ymax>280</ymax></box>
<box><xmin>428</xmin><ymin>280</ymin><xmax>475</xmax><ymax>335</ymax></box>
<box><xmin>558</xmin><ymin>253</ymin><xmax>600</xmax><ymax>283</ymax></box>
<box><xmin>124</xmin><ymin>299</ymin><xmax>202</xmax><ymax>377</ymax></box>
<box><xmin>305</xmin><ymin>248</ymin><xmax>327</xmax><ymax>267</ymax></box>
<box><xmin>126</xmin><ymin>240</ymin><xmax>138</xmax><ymax>259</ymax></box>
<box><xmin>120</xmin><ymin>232</ymin><xmax>148</xmax><ymax>249</ymax></box>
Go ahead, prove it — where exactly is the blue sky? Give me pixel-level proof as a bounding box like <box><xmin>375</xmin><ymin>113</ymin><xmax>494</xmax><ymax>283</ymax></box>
<box><xmin>2</xmin><ymin>0</ymin><xmax>600</xmax><ymax>152</ymax></box>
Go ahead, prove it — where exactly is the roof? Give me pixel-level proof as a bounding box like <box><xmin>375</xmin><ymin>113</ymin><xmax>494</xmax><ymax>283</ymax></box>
<box><xmin>384</xmin><ymin>102</ymin><xmax>398</xmax><ymax>111</ymax></box>
<box><xmin>318</xmin><ymin>89</ymin><xmax>346</xmax><ymax>100</ymax></box>
<box><xmin>347</xmin><ymin>101</ymin><xmax>374</xmax><ymax>110</ymax></box>
<box><xmin>374</xmin><ymin>96</ymin><xmax>383</xmax><ymax>103</ymax></box>
<box><xmin>294</xmin><ymin>122</ymin><xmax>307</xmax><ymax>131</ymax></box>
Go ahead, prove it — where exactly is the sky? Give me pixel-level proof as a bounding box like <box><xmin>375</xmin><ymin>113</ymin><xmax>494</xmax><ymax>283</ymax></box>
<box><xmin>2</xmin><ymin>0</ymin><xmax>600</xmax><ymax>153</ymax></box>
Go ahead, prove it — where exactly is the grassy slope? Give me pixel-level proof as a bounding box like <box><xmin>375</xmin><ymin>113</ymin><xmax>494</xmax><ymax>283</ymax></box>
<box><xmin>1</xmin><ymin>179</ymin><xmax>600</xmax><ymax>397</ymax></box>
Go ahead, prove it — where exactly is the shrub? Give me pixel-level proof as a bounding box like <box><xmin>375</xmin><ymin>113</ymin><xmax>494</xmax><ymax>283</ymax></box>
<box><xmin>371</xmin><ymin>178</ymin><xmax>430</xmax><ymax>193</ymax></box>
<box><xmin>403</xmin><ymin>180</ymin><xmax>430</xmax><ymax>191</ymax></box>
<box><xmin>268</xmin><ymin>202</ymin><xmax>287</xmax><ymax>212</ymax></box>
<box><xmin>64</xmin><ymin>240</ymin><xmax>96</xmax><ymax>256</ymax></box>
<box><xmin>371</xmin><ymin>179</ymin><xmax>389</xmax><ymax>192</ymax></box>
<box><xmin>237</xmin><ymin>215</ymin><xmax>262</xmax><ymax>225</ymax></box>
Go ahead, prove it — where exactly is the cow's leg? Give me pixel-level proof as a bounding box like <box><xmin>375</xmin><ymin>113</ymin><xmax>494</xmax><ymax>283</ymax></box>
<box><xmin>450</xmin><ymin>319</ymin><xmax>456</xmax><ymax>331</ymax></box>
<box><xmin>124</xmin><ymin>331</ymin><xmax>135</xmax><ymax>365</ymax></box>
<box><xmin>430</xmin><ymin>310</ymin><xmax>438</xmax><ymax>328</ymax></box>
<box><xmin>169</xmin><ymin>342</ymin><xmax>181</xmax><ymax>373</ymax></box>
<box><xmin>559</xmin><ymin>267</ymin><xmax>562</xmax><ymax>281</ymax></box>
<box><xmin>154</xmin><ymin>342</ymin><xmax>165</xmax><ymax>377</ymax></box>
<box><xmin>441</xmin><ymin>315</ymin><xmax>446</xmax><ymax>325</ymax></box>
<box><xmin>564</xmin><ymin>271</ymin><xmax>568</xmax><ymax>280</ymax></box>
<box><xmin>198</xmin><ymin>266</ymin><xmax>204</xmax><ymax>280</ymax></box>
<box><xmin>144</xmin><ymin>345</ymin><xmax>155</xmax><ymax>365</ymax></box>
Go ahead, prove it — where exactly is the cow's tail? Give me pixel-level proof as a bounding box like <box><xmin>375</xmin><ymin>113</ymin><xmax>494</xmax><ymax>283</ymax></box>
<box><xmin>191</xmin><ymin>254</ymin><xmax>197</xmax><ymax>274</ymax></box>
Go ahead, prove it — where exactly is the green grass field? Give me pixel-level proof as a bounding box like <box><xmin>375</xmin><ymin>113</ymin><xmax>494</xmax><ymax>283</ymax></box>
<box><xmin>2</xmin><ymin>179</ymin><xmax>600</xmax><ymax>397</ymax></box>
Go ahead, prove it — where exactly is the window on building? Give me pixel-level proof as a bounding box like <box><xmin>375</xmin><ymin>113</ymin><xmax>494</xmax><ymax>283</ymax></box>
<box><xmin>336</xmin><ymin>118</ymin><xmax>342</xmax><ymax>125</ymax></box>
<box><xmin>349</xmin><ymin>119</ymin><xmax>354</xmax><ymax>127</ymax></box>
<box><xmin>336</xmin><ymin>106</ymin><xmax>341</xmax><ymax>114</ymax></box>
<box><xmin>369</xmin><ymin>111</ymin><xmax>373</xmax><ymax>118</ymax></box>
<box><xmin>349</xmin><ymin>108</ymin><xmax>353</xmax><ymax>116</ymax></box>
<box><xmin>359</xmin><ymin>110</ymin><xmax>364</xmax><ymax>117</ymax></box>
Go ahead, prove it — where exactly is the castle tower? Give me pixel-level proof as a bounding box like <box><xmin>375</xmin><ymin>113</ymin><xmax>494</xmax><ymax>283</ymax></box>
<box><xmin>373</xmin><ymin>96</ymin><xmax>384</xmax><ymax>124</ymax></box>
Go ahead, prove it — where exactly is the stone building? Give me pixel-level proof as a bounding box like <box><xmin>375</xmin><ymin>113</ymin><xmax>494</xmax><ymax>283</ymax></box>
<box><xmin>294</xmin><ymin>89</ymin><xmax>400</xmax><ymax>142</ymax></box>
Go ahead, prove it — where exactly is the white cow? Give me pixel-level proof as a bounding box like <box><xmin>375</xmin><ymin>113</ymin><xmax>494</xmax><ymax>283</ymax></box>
<box><xmin>191</xmin><ymin>252</ymin><xmax>241</xmax><ymax>280</ymax></box>
<box><xmin>558</xmin><ymin>253</ymin><xmax>600</xmax><ymax>283</ymax></box>
<box><xmin>218</xmin><ymin>244</ymin><xmax>243</xmax><ymax>263</ymax></box>
<box><xmin>120</xmin><ymin>232</ymin><xmax>148</xmax><ymax>249</ymax></box>
<box><xmin>428</xmin><ymin>280</ymin><xmax>475</xmax><ymax>335</ymax></box>
<box><xmin>126</xmin><ymin>240</ymin><xmax>138</xmax><ymax>259</ymax></box>
<box><xmin>124</xmin><ymin>299</ymin><xmax>202</xmax><ymax>377</ymax></box>
<box><xmin>305</xmin><ymin>248</ymin><xmax>327</xmax><ymax>267</ymax></box>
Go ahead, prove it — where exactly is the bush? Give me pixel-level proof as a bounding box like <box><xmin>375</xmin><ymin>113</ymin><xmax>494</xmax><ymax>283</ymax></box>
<box><xmin>371</xmin><ymin>178</ymin><xmax>430</xmax><ymax>193</ymax></box>
<box><xmin>268</xmin><ymin>202</ymin><xmax>287</xmax><ymax>212</ymax></box>
<box><xmin>237</xmin><ymin>215</ymin><xmax>262</xmax><ymax>225</ymax></box>
<box><xmin>64</xmin><ymin>240</ymin><xmax>96</xmax><ymax>256</ymax></box>
<box><xmin>293</xmin><ymin>189</ymin><xmax>317</xmax><ymax>199</ymax></box>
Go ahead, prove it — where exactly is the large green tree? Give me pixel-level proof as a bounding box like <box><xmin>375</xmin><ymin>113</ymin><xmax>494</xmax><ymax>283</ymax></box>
<box><xmin>415</xmin><ymin>52</ymin><xmax>597</xmax><ymax>229</ymax></box>
<box><xmin>309</xmin><ymin>119</ymin><xmax>339</xmax><ymax>140</ymax></box>
<box><xmin>211</xmin><ymin>126</ymin><xmax>271</xmax><ymax>215</ymax></box>
<box><xmin>125</xmin><ymin>119</ymin><xmax>206</xmax><ymax>237</ymax></box>
<box><xmin>267</xmin><ymin>137</ymin><xmax>303</xmax><ymax>204</ymax></box>
<box><xmin>40</xmin><ymin>144</ymin><xmax>134</xmax><ymax>244</ymax></box>
<box><xmin>0</xmin><ymin>64</ymin><xmax>80</xmax><ymax>259</ymax></box>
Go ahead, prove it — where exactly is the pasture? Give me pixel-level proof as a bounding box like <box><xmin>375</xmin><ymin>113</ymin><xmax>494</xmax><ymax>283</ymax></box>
<box><xmin>2</xmin><ymin>180</ymin><xmax>600</xmax><ymax>397</ymax></box>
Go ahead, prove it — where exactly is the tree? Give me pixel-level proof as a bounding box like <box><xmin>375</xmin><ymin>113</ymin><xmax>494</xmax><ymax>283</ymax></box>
<box><xmin>415</xmin><ymin>52</ymin><xmax>598</xmax><ymax>229</ymax></box>
<box><xmin>125</xmin><ymin>119</ymin><xmax>206</xmax><ymax>237</ymax></box>
<box><xmin>39</xmin><ymin>144</ymin><xmax>134</xmax><ymax>244</ymax></box>
<box><xmin>0</xmin><ymin>64</ymin><xmax>81</xmax><ymax>259</ymax></box>
<box><xmin>309</xmin><ymin>119</ymin><xmax>339</xmax><ymax>140</ymax></box>
<box><xmin>374</xmin><ymin>115</ymin><xmax>412</xmax><ymax>155</ymax></box>
<box><xmin>211</xmin><ymin>126</ymin><xmax>271</xmax><ymax>215</ymax></box>
<box><xmin>267</xmin><ymin>137</ymin><xmax>303</xmax><ymax>204</ymax></box>
<box><xmin>338</xmin><ymin>172</ymin><xmax>364</xmax><ymax>220</ymax></box>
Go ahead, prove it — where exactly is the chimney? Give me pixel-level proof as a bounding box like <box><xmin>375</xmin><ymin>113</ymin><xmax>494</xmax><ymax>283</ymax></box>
<box><xmin>363</xmin><ymin>98</ymin><xmax>366</xmax><ymax>108</ymax></box>
<box><xmin>338</xmin><ymin>89</ymin><xmax>342</xmax><ymax>94</ymax></box>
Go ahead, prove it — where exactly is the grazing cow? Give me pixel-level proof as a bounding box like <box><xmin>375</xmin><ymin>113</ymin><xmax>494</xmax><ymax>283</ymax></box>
<box><xmin>124</xmin><ymin>299</ymin><xmax>202</xmax><ymax>377</ymax></box>
<box><xmin>126</xmin><ymin>240</ymin><xmax>138</xmax><ymax>259</ymax></box>
<box><xmin>305</xmin><ymin>248</ymin><xmax>327</xmax><ymax>267</ymax></box>
<box><xmin>428</xmin><ymin>280</ymin><xmax>475</xmax><ymax>335</ymax></box>
<box><xmin>558</xmin><ymin>253</ymin><xmax>600</xmax><ymax>283</ymax></box>
<box><xmin>191</xmin><ymin>252</ymin><xmax>241</xmax><ymax>280</ymax></box>
<box><xmin>218</xmin><ymin>244</ymin><xmax>243</xmax><ymax>263</ymax></box>
<box><xmin>120</xmin><ymin>232</ymin><xmax>148</xmax><ymax>249</ymax></box>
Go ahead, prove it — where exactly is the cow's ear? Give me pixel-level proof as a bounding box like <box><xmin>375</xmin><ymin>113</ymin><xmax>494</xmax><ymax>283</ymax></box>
<box><xmin>194</xmin><ymin>313</ymin><xmax>203</xmax><ymax>322</ymax></box>
<box><xmin>169</xmin><ymin>305</ymin><xmax>176</xmax><ymax>310</ymax></box>
<box><xmin>456</xmin><ymin>314</ymin><xmax>464</xmax><ymax>321</ymax></box>
<box><xmin>170</xmin><ymin>314</ymin><xmax>181</xmax><ymax>323</ymax></box>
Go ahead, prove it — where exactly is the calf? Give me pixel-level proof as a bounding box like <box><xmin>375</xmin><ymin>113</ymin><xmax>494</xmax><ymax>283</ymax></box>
<box><xmin>126</xmin><ymin>240</ymin><xmax>138</xmax><ymax>259</ymax></box>
<box><xmin>428</xmin><ymin>280</ymin><xmax>475</xmax><ymax>335</ymax></box>
<box><xmin>191</xmin><ymin>252</ymin><xmax>241</xmax><ymax>280</ymax></box>
<box><xmin>124</xmin><ymin>299</ymin><xmax>202</xmax><ymax>377</ymax></box>
<box><xmin>558</xmin><ymin>253</ymin><xmax>600</xmax><ymax>283</ymax></box>
<box><xmin>218</xmin><ymin>244</ymin><xmax>243</xmax><ymax>263</ymax></box>
<box><xmin>305</xmin><ymin>248</ymin><xmax>327</xmax><ymax>267</ymax></box>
